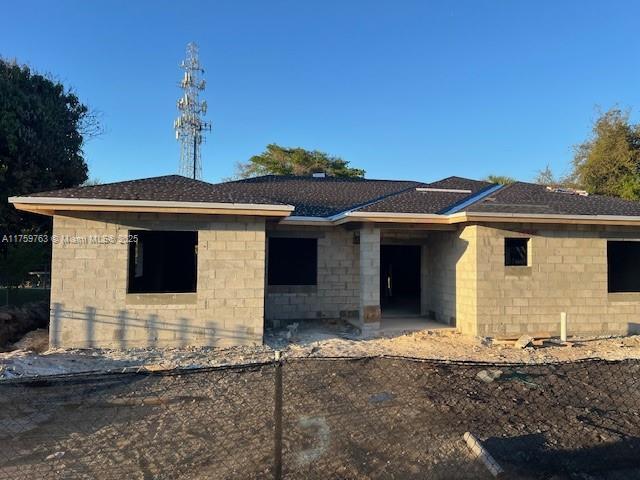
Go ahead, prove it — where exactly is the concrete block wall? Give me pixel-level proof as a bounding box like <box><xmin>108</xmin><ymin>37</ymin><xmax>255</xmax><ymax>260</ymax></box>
<box><xmin>359</xmin><ymin>226</ymin><xmax>381</xmax><ymax>327</ymax></box>
<box><xmin>474</xmin><ymin>223</ymin><xmax>640</xmax><ymax>337</ymax></box>
<box><xmin>49</xmin><ymin>212</ymin><xmax>266</xmax><ymax>348</ymax></box>
<box><xmin>264</xmin><ymin>226</ymin><xmax>360</xmax><ymax>323</ymax></box>
<box><xmin>423</xmin><ymin>227</ymin><xmax>478</xmax><ymax>335</ymax></box>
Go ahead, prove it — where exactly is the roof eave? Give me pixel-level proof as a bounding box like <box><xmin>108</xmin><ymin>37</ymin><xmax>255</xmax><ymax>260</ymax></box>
<box><xmin>335</xmin><ymin>211</ymin><xmax>458</xmax><ymax>225</ymax></box>
<box><xmin>464</xmin><ymin>211</ymin><xmax>640</xmax><ymax>226</ymax></box>
<box><xmin>12</xmin><ymin>196</ymin><xmax>640</xmax><ymax>226</ymax></box>
<box><xmin>278</xmin><ymin>216</ymin><xmax>335</xmax><ymax>226</ymax></box>
<box><xmin>281</xmin><ymin>210</ymin><xmax>640</xmax><ymax>227</ymax></box>
<box><xmin>9</xmin><ymin>196</ymin><xmax>295</xmax><ymax>217</ymax></box>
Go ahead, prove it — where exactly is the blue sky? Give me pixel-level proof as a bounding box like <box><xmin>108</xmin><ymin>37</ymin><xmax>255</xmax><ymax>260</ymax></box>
<box><xmin>2</xmin><ymin>1</ymin><xmax>639</xmax><ymax>184</ymax></box>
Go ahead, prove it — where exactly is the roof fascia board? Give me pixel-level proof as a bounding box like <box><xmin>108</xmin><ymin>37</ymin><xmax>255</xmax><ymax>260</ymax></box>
<box><xmin>279</xmin><ymin>216</ymin><xmax>334</xmax><ymax>226</ymax></box>
<box><xmin>9</xmin><ymin>196</ymin><xmax>294</xmax><ymax>213</ymax></box>
<box><xmin>11</xmin><ymin>203</ymin><xmax>293</xmax><ymax>218</ymax></box>
<box><xmin>334</xmin><ymin>211</ymin><xmax>456</xmax><ymax>225</ymax></box>
<box><xmin>288</xmin><ymin>210</ymin><xmax>640</xmax><ymax>227</ymax></box>
<box><xmin>13</xmin><ymin>195</ymin><xmax>640</xmax><ymax>226</ymax></box>
<box><xmin>465</xmin><ymin>212</ymin><xmax>640</xmax><ymax>225</ymax></box>
<box><xmin>347</xmin><ymin>211</ymin><xmax>452</xmax><ymax>219</ymax></box>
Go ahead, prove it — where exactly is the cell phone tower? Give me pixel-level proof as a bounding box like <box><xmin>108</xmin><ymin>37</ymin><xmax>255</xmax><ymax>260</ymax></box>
<box><xmin>174</xmin><ymin>42</ymin><xmax>212</xmax><ymax>180</ymax></box>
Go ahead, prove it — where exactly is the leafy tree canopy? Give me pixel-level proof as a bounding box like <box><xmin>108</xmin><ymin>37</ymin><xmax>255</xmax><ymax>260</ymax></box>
<box><xmin>485</xmin><ymin>174</ymin><xmax>516</xmax><ymax>185</ymax></box>
<box><xmin>234</xmin><ymin>143</ymin><xmax>365</xmax><ymax>179</ymax></box>
<box><xmin>570</xmin><ymin>108</ymin><xmax>640</xmax><ymax>200</ymax></box>
<box><xmin>0</xmin><ymin>59</ymin><xmax>96</xmax><ymax>286</ymax></box>
<box><xmin>0</xmin><ymin>59</ymin><xmax>93</xmax><ymax>235</ymax></box>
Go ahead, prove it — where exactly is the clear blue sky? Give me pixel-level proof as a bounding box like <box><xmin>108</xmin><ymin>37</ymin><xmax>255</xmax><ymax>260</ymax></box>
<box><xmin>2</xmin><ymin>1</ymin><xmax>639</xmax><ymax>184</ymax></box>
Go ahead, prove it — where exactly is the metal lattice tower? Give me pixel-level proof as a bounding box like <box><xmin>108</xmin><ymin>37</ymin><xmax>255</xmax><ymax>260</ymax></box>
<box><xmin>174</xmin><ymin>42</ymin><xmax>211</xmax><ymax>180</ymax></box>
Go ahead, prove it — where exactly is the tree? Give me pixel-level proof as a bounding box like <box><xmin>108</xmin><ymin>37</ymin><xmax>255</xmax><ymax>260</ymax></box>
<box><xmin>533</xmin><ymin>165</ymin><xmax>576</xmax><ymax>188</ymax></box>
<box><xmin>0</xmin><ymin>59</ymin><xmax>96</xmax><ymax>286</ymax></box>
<box><xmin>534</xmin><ymin>164</ymin><xmax>559</xmax><ymax>186</ymax></box>
<box><xmin>570</xmin><ymin>108</ymin><xmax>640</xmax><ymax>199</ymax></box>
<box><xmin>485</xmin><ymin>174</ymin><xmax>516</xmax><ymax>185</ymax></box>
<box><xmin>234</xmin><ymin>143</ymin><xmax>365</xmax><ymax>178</ymax></box>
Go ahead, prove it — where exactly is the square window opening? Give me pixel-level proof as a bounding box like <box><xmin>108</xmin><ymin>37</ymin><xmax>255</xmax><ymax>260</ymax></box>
<box><xmin>505</xmin><ymin>238</ymin><xmax>529</xmax><ymax>266</ymax></box>
<box><xmin>268</xmin><ymin>237</ymin><xmax>317</xmax><ymax>286</ymax></box>
<box><xmin>608</xmin><ymin>241</ymin><xmax>640</xmax><ymax>293</ymax></box>
<box><xmin>127</xmin><ymin>230</ymin><xmax>198</xmax><ymax>294</ymax></box>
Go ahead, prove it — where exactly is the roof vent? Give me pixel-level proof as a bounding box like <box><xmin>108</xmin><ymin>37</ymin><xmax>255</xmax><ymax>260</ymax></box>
<box><xmin>312</xmin><ymin>172</ymin><xmax>326</xmax><ymax>178</ymax></box>
<box><xmin>546</xmin><ymin>186</ymin><xmax>589</xmax><ymax>196</ymax></box>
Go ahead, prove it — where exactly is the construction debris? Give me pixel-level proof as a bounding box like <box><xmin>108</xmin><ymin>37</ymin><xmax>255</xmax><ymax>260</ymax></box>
<box><xmin>514</xmin><ymin>335</ymin><xmax>534</xmax><ymax>349</ymax></box>
<box><xmin>463</xmin><ymin>432</ymin><xmax>504</xmax><ymax>478</ymax></box>
<box><xmin>285</xmin><ymin>322</ymin><xmax>299</xmax><ymax>341</ymax></box>
<box><xmin>3</xmin><ymin>323</ymin><xmax>640</xmax><ymax>380</ymax></box>
<box><xmin>45</xmin><ymin>451</ymin><xmax>65</xmax><ymax>461</ymax></box>
<box><xmin>476</xmin><ymin>369</ymin><xmax>503</xmax><ymax>383</ymax></box>
<box><xmin>546</xmin><ymin>185</ymin><xmax>589</xmax><ymax>196</ymax></box>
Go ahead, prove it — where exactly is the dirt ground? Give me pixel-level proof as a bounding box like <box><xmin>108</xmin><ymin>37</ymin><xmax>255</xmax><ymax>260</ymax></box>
<box><xmin>1</xmin><ymin>357</ymin><xmax>640</xmax><ymax>479</ymax></box>
<box><xmin>275</xmin><ymin>321</ymin><xmax>640</xmax><ymax>363</ymax></box>
<box><xmin>3</xmin><ymin>321</ymin><xmax>640</xmax><ymax>379</ymax></box>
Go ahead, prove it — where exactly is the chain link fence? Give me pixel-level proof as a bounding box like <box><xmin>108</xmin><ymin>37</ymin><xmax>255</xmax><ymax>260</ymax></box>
<box><xmin>1</xmin><ymin>356</ymin><xmax>640</xmax><ymax>479</ymax></box>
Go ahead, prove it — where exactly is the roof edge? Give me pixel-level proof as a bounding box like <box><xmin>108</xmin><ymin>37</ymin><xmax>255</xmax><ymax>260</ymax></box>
<box><xmin>464</xmin><ymin>211</ymin><xmax>640</xmax><ymax>225</ymax></box>
<box><xmin>276</xmin><ymin>210</ymin><xmax>640</xmax><ymax>226</ymax></box>
<box><xmin>9</xmin><ymin>196</ymin><xmax>295</xmax><ymax>217</ymax></box>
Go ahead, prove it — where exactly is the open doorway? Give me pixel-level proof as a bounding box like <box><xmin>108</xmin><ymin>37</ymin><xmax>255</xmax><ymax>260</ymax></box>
<box><xmin>380</xmin><ymin>245</ymin><xmax>421</xmax><ymax>316</ymax></box>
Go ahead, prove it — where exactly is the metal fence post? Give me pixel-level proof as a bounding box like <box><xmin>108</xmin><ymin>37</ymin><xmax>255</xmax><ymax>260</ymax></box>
<box><xmin>274</xmin><ymin>350</ymin><xmax>283</xmax><ymax>480</ymax></box>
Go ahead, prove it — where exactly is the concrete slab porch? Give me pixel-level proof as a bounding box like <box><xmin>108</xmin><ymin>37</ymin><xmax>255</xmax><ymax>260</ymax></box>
<box><xmin>378</xmin><ymin>316</ymin><xmax>454</xmax><ymax>336</ymax></box>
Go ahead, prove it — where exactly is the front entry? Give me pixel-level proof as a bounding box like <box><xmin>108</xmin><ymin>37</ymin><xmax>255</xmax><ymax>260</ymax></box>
<box><xmin>380</xmin><ymin>245</ymin><xmax>421</xmax><ymax>315</ymax></box>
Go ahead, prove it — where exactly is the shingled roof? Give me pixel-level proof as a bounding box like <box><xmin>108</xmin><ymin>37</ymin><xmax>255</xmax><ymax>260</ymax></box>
<box><xmin>26</xmin><ymin>175</ymin><xmax>285</xmax><ymax>206</ymax></box>
<box><xmin>207</xmin><ymin>175</ymin><xmax>421</xmax><ymax>217</ymax></box>
<box><xmin>356</xmin><ymin>177</ymin><xmax>495</xmax><ymax>214</ymax></box>
<box><xmin>422</xmin><ymin>176</ymin><xmax>493</xmax><ymax>194</ymax></box>
<box><xmin>466</xmin><ymin>182</ymin><xmax>640</xmax><ymax>217</ymax></box>
<box><xmin>15</xmin><ymin>174</ymin><xmax>640</xmax><ymax>220</ymax></box>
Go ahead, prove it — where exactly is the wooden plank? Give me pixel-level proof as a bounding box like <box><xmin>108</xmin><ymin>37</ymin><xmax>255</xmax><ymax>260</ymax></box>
<box><xmin>495</xmin><ymin>332</ymin><xmax>552</xmax><ymax>342</ymax></box>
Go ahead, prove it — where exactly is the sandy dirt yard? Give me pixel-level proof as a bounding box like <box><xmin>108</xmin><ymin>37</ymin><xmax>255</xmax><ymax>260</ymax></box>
<box><xmin>3</xmin><ymin>321</ymin><xmax>640</xmax><ymax>379</ymax></box>
<box><xmin>275</xmin><ymin>321</ymin><xmax>640</xmax><ymax>363</ymax></box>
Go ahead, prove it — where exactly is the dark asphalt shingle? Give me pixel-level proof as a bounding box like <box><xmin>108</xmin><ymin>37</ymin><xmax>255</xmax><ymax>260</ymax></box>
<box><xmin>20</xmin><ymin>174</ymin><xmax>640</xmax><ymax>218</ymax></box>
<box><xmin>356</xmin><ymin>189</ymin><xmax>471</xmax><ymax>214</ymax></box>
<box><xmin>26</xmin><ymin>175</ymin><xmax>285</xmax><ymax>206</ymax></box>
<box><xmin>466</xmin><ymin>182</ymin><xmax>640</xmax><ymax>217</ymax></box>
<box><xmin>212</xmin><ymin>175</ymin><xmax>421</xmax><ymax>216</ymax></box>
<box><xmin>423</xmin><ymin>176</ymin><xmax>493</xmax><ymax>193</ymax></box>
<box><xmin>354</xmin><ymin>177</ymin><xmax>496</xmax><ymax>214</ymax></box>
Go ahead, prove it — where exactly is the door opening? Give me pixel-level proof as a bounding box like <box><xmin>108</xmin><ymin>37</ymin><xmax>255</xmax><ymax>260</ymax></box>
<box><xmin>380</xmin><ymin>245</ymin><xmax>421</xmax><ymax>316</ymax></box>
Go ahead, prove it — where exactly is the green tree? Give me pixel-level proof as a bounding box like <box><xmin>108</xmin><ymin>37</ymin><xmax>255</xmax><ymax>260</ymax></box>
<box><xmin>485</xmin><ymin>174</ymin><xmax>516</xmax><ymax>185</ymax></box>
<box><xmin>234</xmin><ymin>143</ymin><xmax>365</xmax><ymax>178</ymax></box>
<box><xmin>570</xmin><ymin>108</ymin><xmax>640</xmax><ymax>199</ymax></box>
<box><xmin>0</xmin><ymin>59</ymin><xmax>96</xmax><ymax>286</ymax></box>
